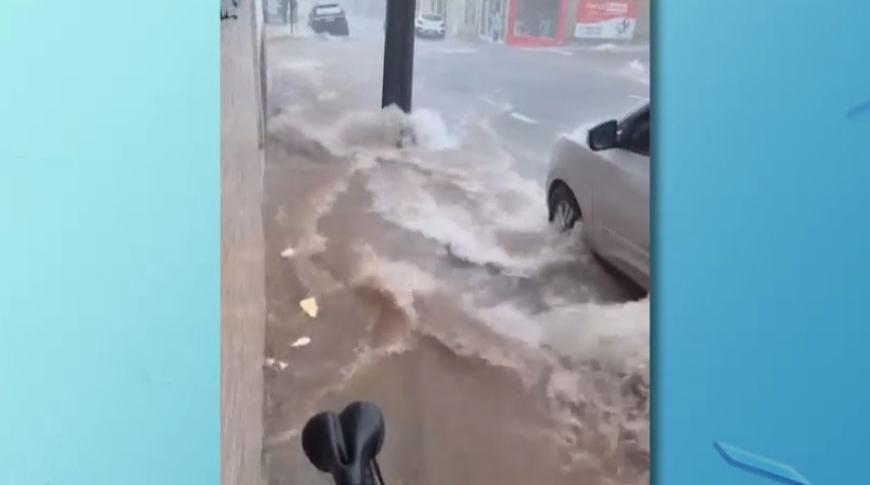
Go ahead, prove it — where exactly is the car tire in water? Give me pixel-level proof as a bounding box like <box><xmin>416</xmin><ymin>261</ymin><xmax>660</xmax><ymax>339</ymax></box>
<box><xmin>548</xmin><ymin>183</ymin><xmax>581</xmax><ymax>231</ymax></box>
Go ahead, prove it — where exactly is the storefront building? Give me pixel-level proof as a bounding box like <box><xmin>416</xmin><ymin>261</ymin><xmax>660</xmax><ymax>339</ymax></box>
<box><xmin>460</xmin><ymin>0</ymin><xmax>645</xmax><ymax>47</ymax></box>
<box><xmin>506</xmin><ymin>0</ymin><xmax>568</xmax><ymax>46</ymax></box>
<box><xmin>572</xmin><ymin>0</ymin><xmax>640</xmax><ymax>40</ymax></box>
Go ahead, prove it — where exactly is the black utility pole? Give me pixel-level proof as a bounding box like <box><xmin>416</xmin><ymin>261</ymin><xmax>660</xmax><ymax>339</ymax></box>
<box><xmin>382</xmin><ymin>0</ymin><xmax>416</xmax><ymax>113</ymax></box>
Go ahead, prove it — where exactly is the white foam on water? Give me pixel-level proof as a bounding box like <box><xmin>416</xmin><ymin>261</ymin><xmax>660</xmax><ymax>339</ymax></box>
<box><xmin>267</xmin><ymin>58</ymin><xmax>325</xmax><ymax>99</ymax></box>
<box><xmin>464</xmin><ymin>296</ymin><xmax>650</xmax><ymax>480</ymax></box>
<box><xmin>352</xmin><ymin>245</ymin><xmax>441</xmax><ymax>322</ymax></box>
<box><xmin>346</xmin><ymin>250</ymin><xmax>650</xmax><ymax>473</ymax></box>
<box><xmin>295</xmin><ymin>170</ymin><xmax>355</xmax><ymax>255</ymax></box>
<box><xmin>593</xmin><ymin>42</ymin><xmax>619</xmax><ymax>51</ymax></box>
<box><xmin>621</xmin><ymin>59</ymin><xmax>650</xmax><ymax>85</ymax></box>
<box><xmin>374</xmin><ymin>194</ymin><xmax>511</xmax><ymax>269</ymax></box>
<box><xmin>510</xmin><ymin>112</ymin><xmax>540</xmax><ymax>125</ymax></box>
<box><xmin>409</xmin><ymin>109</ymin><xmax>459</xmax><ymax>151</ymax></box>
<box><xmin>351</xmin><ymin>112</ymin><xmax>579</xmax><ymax>277</ymax></box>
<box><xmin>541</xmin><ymin>298</ymin><xmax>650</xmax><ymax>370</ymax></box>
<box><xmin>266</xmin><ymin>111</ymin><xmax>371</xmax><ymax>258</ymax></box>
<box><xmin>271</xmin><ymin>100</ymin><xmax>649</xmax><ymax>375</ymax></box>
<box><xmin>469</xmin><ymin>300</ymin><xmax>546</xmax><ymax>347</ymax></box>
<box><xmin>366</xmin><ymin>165</ymin><xmax>558</xmax><ymax>275</ymax></box>
<box><xmin>276</xmin><ymin>106</ymin><xmax>408</xmax><ymax>155</ymax></box>
<box><xmin>469</xmin><ymin>295</ymin><xmax>649</xmax><ymax>371</ymax></box>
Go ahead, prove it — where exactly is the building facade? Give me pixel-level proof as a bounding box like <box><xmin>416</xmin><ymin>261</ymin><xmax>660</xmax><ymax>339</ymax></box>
<box><xmin>416</xmin><ymin>0</ymin><xmax>474</xmax><ymax>38</ymax></box>
<box><xmin>460</xmin><ymin>0</ymin><xmax>507</xmax><ymax>42</ymax></box>
<box><xmin>265</xmin><ymin>0</ymin><xmax>648</xmax><ymax>46</ymax></box>
<box><xmin>457</xmin><ymin>0</ymin><xmax>648</xmax><ymax>46</ymax></box>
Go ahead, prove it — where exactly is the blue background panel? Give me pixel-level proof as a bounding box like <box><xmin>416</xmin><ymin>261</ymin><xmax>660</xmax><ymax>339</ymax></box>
<box><xmin>657</xmin><ymin>0</ymin><xmax>870</xmax><ymax>484</ymax></box>
<box><xmin>2</xmin><ymin>0</ymin><xmax>869</xmax><ymax>484</ymax></box>
<box><xmin>0</xmin><ymin>1</ymin><xmax>218</xmax><ymax>484</ymax></box>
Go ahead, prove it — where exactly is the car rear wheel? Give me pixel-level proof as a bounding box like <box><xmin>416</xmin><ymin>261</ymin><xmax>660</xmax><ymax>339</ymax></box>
<box><xmin>548</xmin><ymin>183</ymin><xmax>581</xmax><ymax>232</ymax></box>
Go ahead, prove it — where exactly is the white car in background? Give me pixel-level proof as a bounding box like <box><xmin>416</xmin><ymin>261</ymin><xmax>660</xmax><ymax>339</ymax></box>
<box><xmin>546</xmin><ymin>103</ymin><xmax>650</xmax><ymax>290</ymax></box>
<box><xmin>415</xmin><ymin>13</ymin><xmax>446</xmax><ymax>39</ymax></box>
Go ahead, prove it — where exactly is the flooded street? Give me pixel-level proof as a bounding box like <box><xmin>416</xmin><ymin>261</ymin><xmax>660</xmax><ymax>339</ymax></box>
<box><xmin>261</xmin><ymin>13</ymin><xmax>649</xmax><ymax>485</ymax></box>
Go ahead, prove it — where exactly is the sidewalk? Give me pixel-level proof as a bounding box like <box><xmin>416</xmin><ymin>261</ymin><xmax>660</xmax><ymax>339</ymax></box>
<box><xmin>220</xmin><ymin>1</ymin><xmax>267</xmax><ymax>485</ymax></box>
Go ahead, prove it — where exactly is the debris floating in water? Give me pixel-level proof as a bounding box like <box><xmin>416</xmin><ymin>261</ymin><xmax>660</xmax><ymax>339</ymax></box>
<box><xmin>281</xmin><ymin>246</ymin><xmax>296</xmax><ymax>258</ymax></box>
<box><xmin>300</xmin><ymin>297</ymin><xmax>319</xmax><ymax>318</ymax></box>
<box><xmin>291</xmin><ymin>336</ymin><xmax>312</xmax><ymax>348</ymax></box>
<box><xmin>265</xmin><ymin>357</ymin><xmax>290</xmax><ymax>370</ymax></box>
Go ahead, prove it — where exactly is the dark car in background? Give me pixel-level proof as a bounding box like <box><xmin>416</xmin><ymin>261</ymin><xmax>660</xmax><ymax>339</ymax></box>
<box><xmin>308</xmin><ymin>3</ymin><xmax>349</xmax><ymax>36</ymax></box>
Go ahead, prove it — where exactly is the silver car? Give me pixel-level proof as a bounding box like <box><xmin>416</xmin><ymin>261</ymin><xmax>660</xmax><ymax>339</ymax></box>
<box><xmin>546</xmin><ymin>103</ymin><xmax>650</xmax><ymax>289</ymax></box>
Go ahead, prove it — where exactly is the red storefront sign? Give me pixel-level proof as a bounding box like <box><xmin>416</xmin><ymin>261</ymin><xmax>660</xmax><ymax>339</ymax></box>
<box><xmin>505</xmin><ymin>0</ymin><xmax>569</xmax><ymax>47</ymax></box>
<box><xmin>575</xmin><ymin>0</ymin><xmax>638</xmax><ymax>40</ymax></box>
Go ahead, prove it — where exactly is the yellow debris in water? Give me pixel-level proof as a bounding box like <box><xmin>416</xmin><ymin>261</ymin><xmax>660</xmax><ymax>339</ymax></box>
<box><xmin>299</xmin><ymin>297</ymin><xmax>319</xmax><ymax>318</ymax></box>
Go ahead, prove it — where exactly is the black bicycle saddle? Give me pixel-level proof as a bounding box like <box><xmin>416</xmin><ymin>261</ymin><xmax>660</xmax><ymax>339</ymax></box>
<box><xmin>302</xmin><ymin>401</ymin><xmax>386</xmax><ymax>485</ymax></box>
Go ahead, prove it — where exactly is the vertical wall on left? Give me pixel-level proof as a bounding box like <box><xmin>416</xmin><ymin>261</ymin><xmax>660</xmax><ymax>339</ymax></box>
<box><xmin>221</xmin><ymin>0</ymin><xmax>268</xmax><ymax>484</ymax></box>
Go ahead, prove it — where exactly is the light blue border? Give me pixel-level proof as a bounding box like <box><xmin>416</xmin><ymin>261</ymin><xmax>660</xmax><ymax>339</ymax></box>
<box><xmin>657</xmin><ymin>0</ymin><xmax>870</xmax><ymax>483</ymax></box>
<box><xmin>0</xmin><ymin>1</ymin><xmax>218</xmax><ymax>484</ymax></box>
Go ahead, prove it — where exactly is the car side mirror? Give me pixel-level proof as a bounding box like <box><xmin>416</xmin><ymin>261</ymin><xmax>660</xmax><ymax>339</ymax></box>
<box><xmin>588</xmin><ymin>120</ymin><xmax>618</xmax><ymax>151</ymax></box>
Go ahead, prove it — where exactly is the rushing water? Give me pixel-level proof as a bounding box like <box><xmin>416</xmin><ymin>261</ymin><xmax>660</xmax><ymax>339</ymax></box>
<box><xmin>260</xmin><ymin>19</ymin><xmax>649</xmax><ymax>485</ymax></box>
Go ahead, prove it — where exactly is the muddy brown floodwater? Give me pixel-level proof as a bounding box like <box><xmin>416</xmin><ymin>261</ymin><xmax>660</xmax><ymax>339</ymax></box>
<box><xmin>261</xmin><ymin>29</ymin><xmax>649</xmax><ymax>485</ymax></box>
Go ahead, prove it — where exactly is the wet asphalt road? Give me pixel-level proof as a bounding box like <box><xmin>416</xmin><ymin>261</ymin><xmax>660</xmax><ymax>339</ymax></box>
<box><xmin>267</xmin><ymin>16</ymin><xmax>649</xmax><ymax>180</ymax></box>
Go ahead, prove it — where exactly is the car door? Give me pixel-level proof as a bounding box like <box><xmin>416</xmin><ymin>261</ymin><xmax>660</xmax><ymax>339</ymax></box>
<box><xmin>593</xmin><ymin>110</ymin><xmax>650</xmax><ymax>284</ymax></box>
